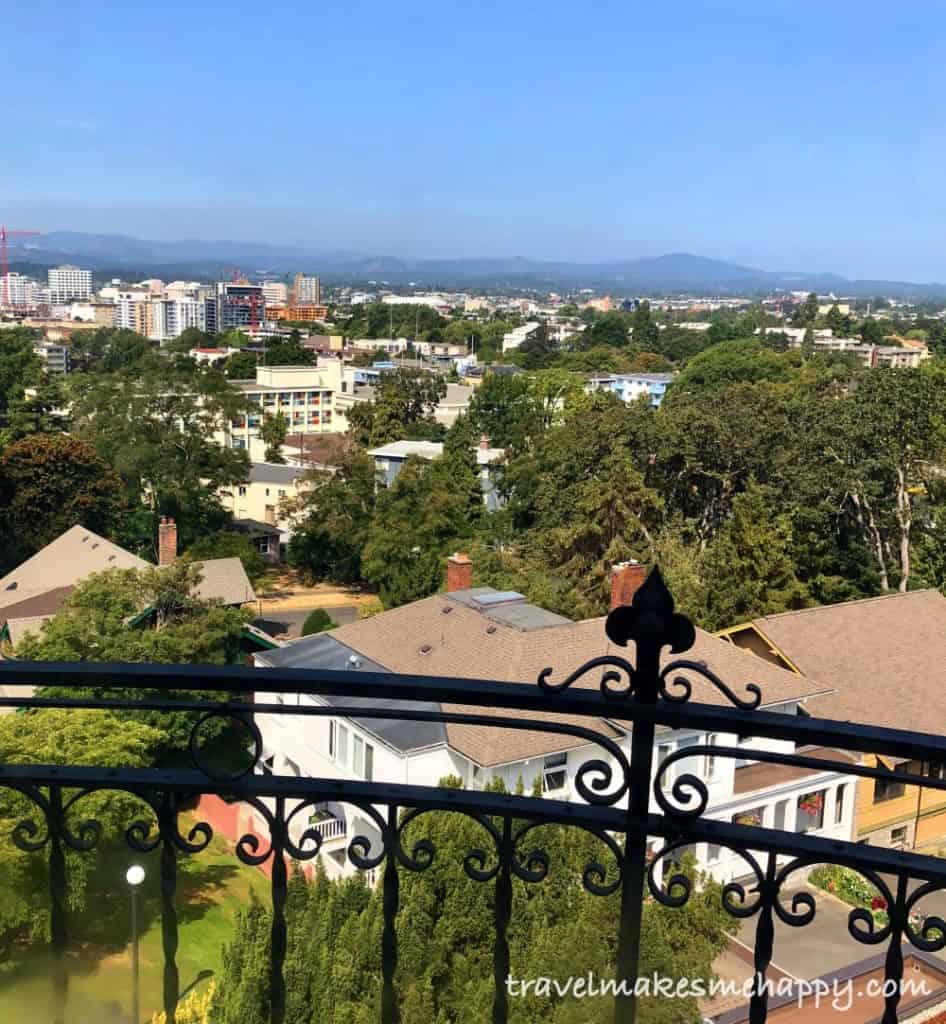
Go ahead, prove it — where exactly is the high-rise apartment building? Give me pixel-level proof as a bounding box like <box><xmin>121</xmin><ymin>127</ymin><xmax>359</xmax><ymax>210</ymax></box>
<box><xmin>216</xmin><ymin>281</ymin><xmax>265</xmax><ymax>331</ymax></box>
<box><xmin>1</xmin><ymin>273</ymin><xmax>40</xmax><ymax>307</ymax></box>
<box><xmin>151</xmin><ymin>298</ymin><xmax>207</xmax><ymax>342</ymax></box>
<box><xmin>293</xmin><ymin>273</ymin><xmax>321</xmax><ymax>305</ymax></box>
<box><xmin>262</xmin><ymin>282</ymin><xmax>289</xmax><ymax>306</ymax></box>
<box><xmin>47</xmin><ymin>265</ymin><xmax>93</xmax><ymax>303</ymax></box>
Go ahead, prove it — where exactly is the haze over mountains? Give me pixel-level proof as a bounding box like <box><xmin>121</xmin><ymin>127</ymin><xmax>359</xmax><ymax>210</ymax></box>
<box><xmin>8</xmin><ymin>230</ymin><xmax>946</xmax><ymax>297</ymax></box>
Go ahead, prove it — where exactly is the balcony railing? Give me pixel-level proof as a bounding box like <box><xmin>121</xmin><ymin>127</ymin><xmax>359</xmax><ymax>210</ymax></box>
<box><xmin>1</xmin><ymin>570</ymin><xmax>946</xmax><ymax>1024</ymax></box>
<box><xmin>310</xmin><ymin>813</ymin><xmax>347</xmax><ymax>842</ymax></box>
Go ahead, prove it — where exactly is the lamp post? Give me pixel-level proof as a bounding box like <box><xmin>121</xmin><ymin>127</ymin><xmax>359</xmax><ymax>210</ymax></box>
<box><xmin>126</xmin><ymin>864</ymin><xmax>146</xmax><ymax>1024</ymax></box>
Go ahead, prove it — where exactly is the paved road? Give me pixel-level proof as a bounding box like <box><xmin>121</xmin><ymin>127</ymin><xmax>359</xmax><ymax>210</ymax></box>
<box><xmin>732</xmin><ymin>880</ymin><xmax>946</xmax><ymax>981</ymax></box>
<box><xmin>253</xmin><ymin>604</ymin><xmax>359</xmax><ymax>640</ymax></box>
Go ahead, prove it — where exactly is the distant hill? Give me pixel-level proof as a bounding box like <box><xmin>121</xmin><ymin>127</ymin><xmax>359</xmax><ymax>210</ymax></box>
<box><xmin>7</xmin><ymin>231</ymin><xmax>946</xmax><ymax>298</ymax></box>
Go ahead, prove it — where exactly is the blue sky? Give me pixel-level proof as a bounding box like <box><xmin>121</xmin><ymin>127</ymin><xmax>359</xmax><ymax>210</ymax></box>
<box><xmin>6</xmin><ymin>1</ymin><xmax>946</xmax><ymax>279</ymax></box>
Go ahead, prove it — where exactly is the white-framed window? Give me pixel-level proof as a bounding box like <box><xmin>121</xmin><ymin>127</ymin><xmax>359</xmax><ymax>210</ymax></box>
<box><xmin>542</xmin><ymin>752</ymin><xmax>567</xmax><ymax>793</ymax></box>
<box><xmin>707</xmin><ymin>843</ymin><xmax>721</xmax><ymax>864</ymax></box>
<box><xmin>353</xmin><ymin>735</ymin><xmax>365</xmax><ymax>777</ymax></box>
<box><xmin>657</xmin><ymin>743</ymin><xmax>674</xmax><ymax>784</ymax></box>
<box><xmin>337</xmin><ymin>724</ymin><xmax>349</xmax><ymax>766</ymax></box>
<box><xmin>891</xmin><ymin>825</ymin><xmax>908</xmax><ymax>847</ymax></box>
<box><xmin>705</xmin><ymin>733</ymin><xmax>719</xmax><ymax>780</ymax></box>
<box><xmin>238</xmin><ymin>485</ymin><xmax>247</xmax><ymax>496</ymax></box>
<box><xmin>834</xmin><ymin>785</ymin><xmax>846</xmax><ymax>826</ymax></box>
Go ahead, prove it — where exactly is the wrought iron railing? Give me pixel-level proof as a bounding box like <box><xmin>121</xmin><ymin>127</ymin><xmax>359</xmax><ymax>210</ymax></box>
<box><xmin>1</xmin><ymin>570</ymin><xmax>946</xmax><ymax>1024</ymax></box>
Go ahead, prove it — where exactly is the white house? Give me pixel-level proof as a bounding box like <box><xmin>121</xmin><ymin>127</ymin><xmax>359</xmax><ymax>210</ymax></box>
<box><xmin>252</xmin><ymin>561</ymin><xmax>855</xmax><ymax>883</ymax></box>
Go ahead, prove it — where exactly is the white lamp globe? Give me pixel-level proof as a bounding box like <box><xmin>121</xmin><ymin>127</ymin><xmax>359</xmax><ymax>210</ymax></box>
<box><xmin>126</xmin><ymin>865</ymin><xmax>146</xmax><ymax>887</ymax></box>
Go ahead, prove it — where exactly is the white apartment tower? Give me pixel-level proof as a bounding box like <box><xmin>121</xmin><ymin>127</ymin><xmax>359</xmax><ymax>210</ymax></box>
<box><xmin>1</xmin><ymin>273</ymin><xmax>40</xmax><ymax>307</ymax></box>
<box><xmin>151</xmin><ymin>298</ymin><xmax>207</xmax><ymax>342</ymax></box>
<box><xmin>47</xmin><ymin>265</ymin><xmax>93</xmax><ymax>303</ymax></box>
<box><xmin>294</xmin><ymin>273</ymin><xmax>321</xmax><ymax>305</ymax></box>
<box><xmin>262</xmin><ymin>282</ymin><xmax>289</xmax><ymax>306</ymax></box>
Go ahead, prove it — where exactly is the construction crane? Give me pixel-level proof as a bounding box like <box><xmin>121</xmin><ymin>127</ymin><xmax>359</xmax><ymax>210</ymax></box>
<box><xmin>1</xmin><ymin>225</ymin><xmax>41</xmax><ymax>307</ymax></box>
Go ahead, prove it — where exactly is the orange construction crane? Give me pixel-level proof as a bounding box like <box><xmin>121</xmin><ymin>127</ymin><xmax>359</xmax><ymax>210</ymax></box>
<box><xmin>1</xmin><ymin>225</ymin><xmax>41</xmax><ymax>307</ymax></box>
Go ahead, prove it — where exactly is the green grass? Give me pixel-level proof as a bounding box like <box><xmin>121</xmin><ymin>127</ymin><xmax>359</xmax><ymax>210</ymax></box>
<box><xmin>0</xmin><ymin>824</ymin><xmax>267</xmax><ymax>1022</ymax></box>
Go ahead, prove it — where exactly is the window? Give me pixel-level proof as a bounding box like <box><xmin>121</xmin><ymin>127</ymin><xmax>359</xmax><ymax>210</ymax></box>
<box><xmin>796</xmin><ymin>790</ymin><xmax>826</xmax><ymax>832</ymax></box>
<box><xmin>732</xmin><ymin>806</ymin><xmax>764</xmax><ymax>828</ymax></box>
<box><xmin>891</xmin><ymin>826</ymin><xmax>908</xmax><ymax>847</ymax></box>
<box><xmin>329</xmin><ymin>720</ymin><xmax>335</xmax><ymax>759</ymax></box>
<box><xmin>927</xmin><ymin>762</ymin><xmax>946</xmax><ymax>780</ymax></box>
<box><xmin>542</xmin><ymin>752</ymin><xmax>567</xmax><ymax>793</ymax></box>
<box><xmin>365</xmin><ymin>743</ymin><xmax>374</xmax><ymax>782</ymax></box>
<box><xmin>353</xmin><ymin>735</ymin><xmax>365</xmax><ymax>776</ymax></box>
<box><xmin>834</xmin><ymin>785</ymin><xmax>846</xmax><ymax>826</ymax></box>
<box><xmin>874</xmin><ymin>775</ymin><xmax>906</xmax><ymax>803</ymax></box>
<box><xmin>337</xmin><ymin>724</ymin><xmax>348</xmax><ymax>766</ymax></box>
<box><xmin>278</xmin><ymin>489</ymin><xmax>286</xmax><ymax>497</ymax></box>
<box><xmin>705</xmin><ymin>733</ymin><xmax>719</xmax><ymax>780</ymax></box>
<box><xmin>657</xmin><ymin>743</ymin><xmax>674</xmax><ymax>784</ymax></box>
<box><xmin>232</xmin><ymin>438</ymin><xmax>246</xmax><ymax>449</ymax></box>
<box><xmin>707</xmin><ymin>844</ymin><xmax>721</xmax><ymax>864</ymax></box>
<box><xmin>238</xmin><ymin>486</ymin><xmax>247</xmax><ymax>496</ymax></box>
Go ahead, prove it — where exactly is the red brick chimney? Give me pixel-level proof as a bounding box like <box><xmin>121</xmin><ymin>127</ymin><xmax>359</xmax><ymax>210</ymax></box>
<box><xmin>610</xmin><ymin>560</ymin><xmax>647</xmax><ymax>610</ymax></box>
<box><xmin>446</xmin><ymin>551</ymin><xmax>473</xmax><ymax>592</ymax></box>
<box><xmin>158</xmin><ymin>517</ymin><xmax>178</xmax><ymax>566</ymax></box>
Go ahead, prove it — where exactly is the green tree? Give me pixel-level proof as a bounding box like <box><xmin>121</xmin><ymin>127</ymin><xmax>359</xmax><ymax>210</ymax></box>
<box><xmin>467</xmin><ymin>372</ymin><xmax>540</xmax><ymax>450</ymax></box>
<box><xmin>260</xmin><ymin>410</ymin><xmax>289</xmax><ymax>463</ymax></box>
<box><xmin>0</xmin><ymin>326</ymin><xmax>42</xmax><ymax>429</ymax></box>
<box><xmin>631</xmin><ymin>300</ymin><xmax>660</xmax><ymax>349</ymax></box>
<box><xmin>0</xmin><ymin>709</ymin><xmax>166</xmax><ymax>957</ymax></box>
<box><xmin>225</xmin><ymin>351</ymin><xmax>259</xmax><ymax>378</ymax></box>
<box><xmin>825</xmin><ymin>304</ymin><xmax>846</xmax><ymax>334</ymax></box>
<box><xmin>19</xmin><ymin>562</ymin><xmax>250</xmax><ymax>750</ymax></box>
<box><xmin>0</xmin><ymin>433</ymin><xmax>124</xmax><ymax>571</ymax></box>
<box><xmin>301</xmin><ymin>608</ymin><xmax>339</xmax><ymax>635</ymax></box>
<box><xmin>67</xmin><ymin>362</ymin><xmax>250</xmax><ymax>553</ymax></box>
<box><xmin>670</xmin><ymin>340</ymin><xmax>793</xmax><ymax>396</ymax></box>
<box><xmin>698</xmin><ymin>482</ymin><xmax>809</xmax><ymax>630</ymax></box>
<box><xmin>347</xmin><ymin>369</ymin><xmax>447</xmax><ymax>448</ymax></box>
<box><xmin>288</xmin><ymin>449</ymin><xmax>378</xmax><ymax>584</ymax></box>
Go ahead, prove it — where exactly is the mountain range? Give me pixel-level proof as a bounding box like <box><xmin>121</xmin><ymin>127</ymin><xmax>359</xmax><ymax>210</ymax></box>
<box><xmin>7</xmin><ymin>231</ymin><xmax>946</xmax><ymax>298</ymax></box>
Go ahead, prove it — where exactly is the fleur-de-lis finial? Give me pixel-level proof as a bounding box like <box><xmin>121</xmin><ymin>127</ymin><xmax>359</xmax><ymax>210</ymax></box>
<box><xmin>605</xmin><ymin>567</ymin><xmax>695</xmax><ymax>655</ymax></box>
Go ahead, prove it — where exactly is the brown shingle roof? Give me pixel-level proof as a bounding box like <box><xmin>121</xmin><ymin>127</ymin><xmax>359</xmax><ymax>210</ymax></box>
<box><xmin>0</xmin><ymin>525</ymin><xmax>148</xmax><ymax>606</ymax></box>
<box><xmin>732</xmin><ymin>746</ymin><xmax>858</xmax><ymax>796</ymax></box>
<box><xmin>0</xmin><ymin>586</ymin><xmax>74</xmax><ymax>625</ymax></box>
<box><xmin>327</xmin><ymin>593</ymin><xmax>830</xmax><ymax>766</ymax></box>
<box><xmin>746</xmin><ymin>590</ymin><xmax>946</xmax><ymax>733</ymax></box>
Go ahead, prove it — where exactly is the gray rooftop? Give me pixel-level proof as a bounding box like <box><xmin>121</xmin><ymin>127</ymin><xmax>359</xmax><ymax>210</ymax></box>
<box><xmin>247</xmin><ymin>463</ymin><xmax>306</xmax><ymax>485</ymax></box>
<box><xmin>255</xmin><ymin>633</ymin><xmax>447</xmax><ymax>752</ymax></box>
<box><xmin>446</xmin><ymin>587</ymin><xmax>572</xmax><ymax>631</ymax></box>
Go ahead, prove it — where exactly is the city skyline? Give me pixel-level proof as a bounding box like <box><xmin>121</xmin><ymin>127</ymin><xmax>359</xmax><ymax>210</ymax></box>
<box><xmin>6</xmin><ymin>1</ymin><xmax>946</xmax><ymax>279</ymax></box>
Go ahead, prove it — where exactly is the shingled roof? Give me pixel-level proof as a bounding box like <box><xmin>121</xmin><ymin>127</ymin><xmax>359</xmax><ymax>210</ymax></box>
<box><xmin>739</xmin><ymin>590</ymin><xmax>946</xmax><ymax>733</ymax></box>
<box><xmin>260</xmin><ymin>588</ymin><xmax>831</xmax><ymax>766</ymax></box>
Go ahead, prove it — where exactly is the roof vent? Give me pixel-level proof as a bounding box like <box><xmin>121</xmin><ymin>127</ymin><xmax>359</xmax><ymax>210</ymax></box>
<box><xmin>442</xmin><ymin>605</ymin><xmax>453</xmax><ymax>614</ymax></box>
<box><xmin>485</xmin><ymin>625</ymin><xmax>497</xmax><ymax>635</ymax></box>
<box><xmin>420</xmin><ymin>644</ymin><xmax>433</xmax><ymax>655</ymax></box>
<box><xmin>5</xmin><ymin>582</ymin><xmax>16</xmax><ymax>591</ymax></box>
<box><xmin>108</xmin><ymin>555</ymin><xmax>116</xmax><ymax>562</ymax></box>
<box><xmin>91</xmin><ymin>542</ymin><xmax>99</xmax><ymax>549</ymax></box>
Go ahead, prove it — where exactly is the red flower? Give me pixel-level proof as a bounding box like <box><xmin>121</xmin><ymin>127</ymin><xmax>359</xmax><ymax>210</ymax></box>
<box><xmin>871</xmin><ymin>897</ymin><xmax>887</xmax><ymax>911</ymax></box>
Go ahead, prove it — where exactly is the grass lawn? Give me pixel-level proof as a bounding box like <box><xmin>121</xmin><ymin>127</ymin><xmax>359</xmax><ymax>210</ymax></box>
<box><xmin>0</xmin><ymin>822</ymin><xmax>267</xmax><ymax>1022</ymax></box>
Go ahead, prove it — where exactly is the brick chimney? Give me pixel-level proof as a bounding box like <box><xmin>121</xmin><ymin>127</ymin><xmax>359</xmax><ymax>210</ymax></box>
<box><xmin>446</xmin><ymin>551</ymin><xmax>473</xmax><ymax>592</ymax></box>
<box><xmin>610</xmin><ymin>560</ymin><xmax>647</xmax><ymax>610</ymax></box>
<box><xmin>158</xmin><ymin>517</ymin><xmax>178</xmax><ymax>566</ymax></box>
